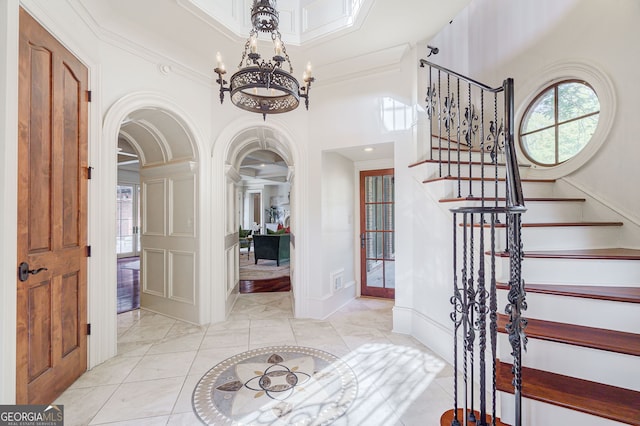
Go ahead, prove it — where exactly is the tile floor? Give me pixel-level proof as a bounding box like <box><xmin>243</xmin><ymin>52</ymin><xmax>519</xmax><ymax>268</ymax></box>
<box><xmin>55</xmin><ymin>293</ymin><xmax>460</xmax><ymax>425</ymax></box>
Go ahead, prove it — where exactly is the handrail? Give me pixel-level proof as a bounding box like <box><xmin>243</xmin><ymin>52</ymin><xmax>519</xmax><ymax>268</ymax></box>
<box><xmin>420</xmin><ymin>59</ymin><xmax>502</xmax><ymax>93</ymax></box>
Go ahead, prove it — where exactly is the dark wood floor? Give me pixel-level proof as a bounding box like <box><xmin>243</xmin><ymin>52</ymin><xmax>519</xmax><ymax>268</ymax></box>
<box><xmin>117</xmin><ymin>256</ymin><xmax>289</xmax><ymax>310</ymax></box>
<box><xmin>117</xmin><ymin>256</ymin><xmax>140</xmax><ymax>314</ymax></box>
<box><xmin>240</xmin><ymin>276</ymin><xmax>291</xmax><ymax>293</ymax></box>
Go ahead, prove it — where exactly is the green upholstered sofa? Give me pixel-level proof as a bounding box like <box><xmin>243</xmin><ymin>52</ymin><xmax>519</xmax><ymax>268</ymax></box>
<box><xmin>253</xmin><ymin>234</ymin><xmax>290</xmax><ymax>266</ymax></box>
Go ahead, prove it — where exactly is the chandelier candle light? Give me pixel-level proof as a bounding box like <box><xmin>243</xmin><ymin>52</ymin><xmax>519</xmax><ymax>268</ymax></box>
<box><xmin>214</xmin><ymin>0</ymin><xmax>315</xmax><ymax>120</ymax></box>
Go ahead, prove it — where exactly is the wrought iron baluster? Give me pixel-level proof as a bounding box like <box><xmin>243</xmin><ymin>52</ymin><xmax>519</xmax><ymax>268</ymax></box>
<box><xmin>467</xmin><ymin>213</ymin><xmax>476</xmax><ymax>423</ymax></box>
<box><xmin>420</xmin><ymin>59</ymin><xmax>526</xmax><ymax>426</ymax></box>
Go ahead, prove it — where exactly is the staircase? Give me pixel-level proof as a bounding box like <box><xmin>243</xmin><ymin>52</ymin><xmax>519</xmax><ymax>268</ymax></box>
<box><xmin>414</xmin><ymin>144</ymin><xmax>640</xmax><ymax>425</ymax></box>
<box><xmin>416</xmin><ymin>60</ymin><xmax>640</xmax><ymax>425</ymax></box>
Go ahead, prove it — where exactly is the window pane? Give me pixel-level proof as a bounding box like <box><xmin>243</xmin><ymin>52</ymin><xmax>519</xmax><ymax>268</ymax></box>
<box><xmin>522</xmin><ymin>89</ymin><xmax>555</xmax><ymax>133</ymax></box>
<box><xmin>384</xmin><ymin>261</ymin><xmax>395</xmax><ymax>288</ymax></box>
<box><xmin>383</xmin><ymin>232</ymin><xmax>395</xmax><ymax>259</ymax></box>
<box><xmin>383</xmin><ymin>175</ymin><xmax>394</xmax><ymax>202</ymax></box>
<box><xmin>521</xmin><ymin>127</ymin><xmax>556</xmax><ymax>165</ymax></box>
<box><xmin>383</xmin><ymin>204</ymin><xmax>394</xmax><ymax>232</ymax></box>
<box><xmin>558</xmin><ymin>82</ymin><xmax>600</xmax><ymax>122</ymax></box>
<box><xmin>558</xmin><ymin>114</ymin><xmax>599</xmax><ymax>162</ymax></box>
<box><xmin>366</xmin><ymin>260</ymin><xmax>383</xmax><ymax>287</ymax></box>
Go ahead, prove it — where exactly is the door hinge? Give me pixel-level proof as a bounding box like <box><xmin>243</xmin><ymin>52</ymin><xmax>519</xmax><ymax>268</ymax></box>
<box><xmin>86</xmin><ymin>245</ymin><xmax>92</xmax><ymax>257</ymax></box>
<box><xmin>86</xmin><ymin>90</ymin><xmax>92</xmax><ymax>102</ymax></box>
<box><xmin>86</xmin><ymin>324</ymin><xmax>91</xmax><ymax>335</ymax></box>
<box><xmin>87</xmin><ymin>166</ymin><xmax>93</xmax><ymax>179</ymax></box>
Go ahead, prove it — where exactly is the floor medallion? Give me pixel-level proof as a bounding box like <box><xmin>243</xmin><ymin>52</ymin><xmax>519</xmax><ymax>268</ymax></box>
<box><xmin>192</xmin><ymin>345</ymin><xmax>358</xmax><ymax>425</ymax></box>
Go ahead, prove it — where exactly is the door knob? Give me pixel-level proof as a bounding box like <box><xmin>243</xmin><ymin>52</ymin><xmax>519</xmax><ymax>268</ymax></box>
<box><xmin>18</xmin><ymin>262</ymin><xmax>48</xmax><ymax>282</ymax></box>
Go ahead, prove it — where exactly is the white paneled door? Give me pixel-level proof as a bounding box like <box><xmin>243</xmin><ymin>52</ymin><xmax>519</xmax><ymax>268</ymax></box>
<box><xmin>139</xmin><ymin>165</ymin><xmax>198</xmax><ymax>323</ymax></box>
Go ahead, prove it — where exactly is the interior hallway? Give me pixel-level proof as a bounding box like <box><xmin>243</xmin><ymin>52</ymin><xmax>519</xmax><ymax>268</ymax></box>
<box><xmin>55</xmin><ymin>293</ymin><xmax>459</xmax><ymax>425</ymax></box>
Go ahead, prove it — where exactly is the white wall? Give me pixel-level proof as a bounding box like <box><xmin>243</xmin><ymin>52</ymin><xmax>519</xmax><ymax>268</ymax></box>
<box><xmin>313</xmin><ymin>152</ymin><xmax>357</xmax><ymax>314</ymax></box>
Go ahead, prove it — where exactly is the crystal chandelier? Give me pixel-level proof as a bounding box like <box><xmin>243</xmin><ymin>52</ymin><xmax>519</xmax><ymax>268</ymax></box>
<box><xmin>214</xmin><ymin>0</ymin><xmax>314</xmax><ymax>120</ymax></box>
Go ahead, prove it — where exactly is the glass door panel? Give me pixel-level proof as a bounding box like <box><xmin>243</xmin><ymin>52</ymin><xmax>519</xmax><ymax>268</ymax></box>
<box><xmin>117</xmin><ymin>184</ymin><xmax>141</xmax><ymax>258</ymax></box>
<box><xmin>360</xmin><ymin>169</ymin><xmax>395</xmax><ymax>298</ymax></box>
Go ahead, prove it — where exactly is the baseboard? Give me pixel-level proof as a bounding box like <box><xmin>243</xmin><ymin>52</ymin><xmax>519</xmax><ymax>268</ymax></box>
<box><xmin>393</xmin><ymin>305</ymin><xmax>454</xmax><ymax>365</ymax></box>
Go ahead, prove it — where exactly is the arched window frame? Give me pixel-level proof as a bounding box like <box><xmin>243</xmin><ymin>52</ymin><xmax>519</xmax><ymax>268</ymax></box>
<box><xmin>519</xmin><ymin>79</ymin><xmax>600</xmax><ymax>167</ymax></box>
<box><xmin>515</xmin><ymin>61</ymin><xmax>616</xmax><ymax>179</ymax></box>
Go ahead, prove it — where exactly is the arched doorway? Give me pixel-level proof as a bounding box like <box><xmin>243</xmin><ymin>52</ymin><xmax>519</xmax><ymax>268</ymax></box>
<box><xmin>211</xmin><ymin>120</ymin><xmax>308</xmax><ymax>321</ymax></box>
<box><xmin>102</xmin><ymin>93</ymin><xmax>204</xmax><ymax>336</ymax></box>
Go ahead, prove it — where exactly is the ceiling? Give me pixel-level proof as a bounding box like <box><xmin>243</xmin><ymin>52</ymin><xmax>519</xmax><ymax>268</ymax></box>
<box><xmin>73</xmin><ymin>0</ymin><xmax>471</xmax><ymax>78</ymax></box>
<box><xmin>91</xmin><ymin>0</ymin><xmax>471</xmax><ymax>179</ymax></box>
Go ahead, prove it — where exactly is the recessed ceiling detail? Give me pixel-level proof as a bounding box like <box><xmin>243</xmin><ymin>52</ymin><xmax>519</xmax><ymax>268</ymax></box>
<box><xmin>181</xmin><ymin>0</ymin><xmax>373</xmax><ymax>46</ymax></box>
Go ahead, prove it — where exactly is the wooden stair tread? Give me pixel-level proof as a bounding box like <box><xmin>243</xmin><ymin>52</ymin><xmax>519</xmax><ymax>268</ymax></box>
<box><xmin>496</xmin><ymin>283</ymin><xmax>640</xmax><ymax>304</ymax></box>
<box><xmin>496</xmin><ymin>360</ymin><xmax>640</xmax><ymax>424</ymax></box>
<box><xmin>480</xmin><ymin>221</ymin><xmax>622</xmax><ymax>228</ymax></box>
<box><xmin>439</xmin><ymin>196</ymin><xmax>585</xmax><ymax>203</ymax></box>
<box><xmin>416</xmin><ymin>158</ymin><xmax>532</xmax><ymax>168</ymax></box>
<box><xmin>423</xmin><ymin>176</ymin><xmax>554</xmax><ymax>184</ymax></box>
<box><xmin>497</xmin><ymin>248</ymin><xmax>640</xmax><ymax>260</ymax></box>
<box><xmin>440</xmin><ymin>409</ymin><xmax>510</xmax><ymax>426</ymax></box>
<box><xmin>497</xmin><ymin>314</ymin><xmax>640</xmax><ymax>356</ymax></box>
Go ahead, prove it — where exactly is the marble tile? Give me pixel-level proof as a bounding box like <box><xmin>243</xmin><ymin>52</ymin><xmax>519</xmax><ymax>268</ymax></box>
<box><xmin>124</xmin><ymin>351</ymin><xmax>197</xmax><ymax>383</ymax></box>
<box><xmin>188</xmin><ymin>345</ymin><xmax>249</xmax><ymax>377</ymax></box>
<box><xmin>171</xmin><ymin>373</ymin><xmax>201</xmax><ymax>414</ymax></box>
<box><xmin>206</xmin><ymin>319</ymin><xmax>250</xmax><ymax>333</ymax></box>
<box><xmin>167</xmin><ymin>411</ymin><xmax>201</xmax><ymax>425</ymax></box>
<box><xmin>89</xmin><ymin>377</ymin><xmax>184</xmax><ymax>424</ymax></box>
<box><xmin>54</xmin><ymin>384</ymin><xmax>118</xmax><ymax>426</ymax></box>
<box><xmin>200</xmin><ymin>328</ymin><xmax>250</xmax><ymax>350</ymax></box>
<box><xmin>64</xmin><ymin>294</ymin><xmax>462</xmax><ymax>426</ymax></box>
<box><xmin>248</xmin><ymin>339</ymin><xmax>298</xmax><ymax>350</ymax></box>
<box><xmin>118</xmin><ymin>324</ymin><xmax>174</xmax><ymax>344</ymax></box>
<box><xmin>146</xmin><ymin>332</ymin><xmax>205</xmax><ymax>355</ymax></box>
<box><xmin>92</xmin><ymin>415</ymin><xmax>170</xmax><ymax>425</ymax></box>
<box><xmin>166</xmin><ymin>321</ymin><xmax>208</xmax><ymax>337</ymax></box>
<box><xmin>70</xmin><ymin>356</ymin><xmax>142</xmax><ymax>388</ymax></box>
<box><xmin>117</xmin><ymin>341</ymin><xmax>152</xmax><ymax>358</ymax></box>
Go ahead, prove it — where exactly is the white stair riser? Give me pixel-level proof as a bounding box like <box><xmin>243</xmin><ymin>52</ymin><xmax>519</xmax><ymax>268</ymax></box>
<box><xmin>522</xmin><ymin>201</ymin><xmax>585</xmax><ymax>222</ymax></box>
<box><xmin>457</xmin><ymin>226</ymin><xmax>621</xmax><ymax>252</ymax></box>
<box><xmin>496</xmin><ymin>225</ymin><xmax>621</xmax><ymax>250</ymax></box>
<box><xmin>497</xmin><ymin>335</ymin><xmax>640</xmax><ymax>391</ymax></box>
<box><xmin>499</xmin><ymin>393</ymin><xmax>627</xmax><ymax>425</ymax></box>
<box><xmin>437</xmin><ymin>180</ymin><xmax>554</xmax><ymax>199</ymax></box>
<box><xmin>446</xmin><ymin>199</ymin><xmax>585</xmax><ymax>221</ymax></box>
<box><xmin>496</xmin><ymin>257</ymin><xmax>640</xmax><ymax>285</ymax></box>
<box><xmin>423</xmin><ymin>160</ymin><xmax>530</xmax><ymax>180</ymax></box>
<box><xmin>496</xmin><ymin>290</ymin><xmax>640</xmax><ymax>333</ymax></box>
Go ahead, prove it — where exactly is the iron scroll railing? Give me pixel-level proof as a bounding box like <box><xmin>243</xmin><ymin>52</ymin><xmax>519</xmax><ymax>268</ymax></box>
<box><xmin>420</xmin><ymin>59</ymin><xmax>527</xmax><ymax>426</ymax></box>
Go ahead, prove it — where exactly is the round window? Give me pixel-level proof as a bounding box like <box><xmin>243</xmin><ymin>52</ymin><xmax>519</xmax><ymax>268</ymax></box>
<box><xmin>519</xmin><ymin>80</ymin><xmax>600</xmax><ymax>166</ymax></box>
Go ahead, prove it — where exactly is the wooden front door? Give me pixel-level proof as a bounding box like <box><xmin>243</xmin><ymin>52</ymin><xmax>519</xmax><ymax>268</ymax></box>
<box><xmin>16</xmin><ymin>8</ymin><xmax>89</xmax><ymax>404</ymax></box>
<box><xmin>360</xmin><ymin>169</ymin><xmax>395</xmax><ymax>299</ymax></box>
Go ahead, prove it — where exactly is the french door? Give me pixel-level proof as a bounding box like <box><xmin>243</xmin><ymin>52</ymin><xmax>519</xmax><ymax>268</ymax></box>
<box><xmin>116</xmin><ymin>184</ymin><xmax>141</xmax><ymax>258</ymax></box>
<box><xmin>360</xmin><ymin>169</ymin><xmax>395</xmax><ymax>298</ymax></box>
